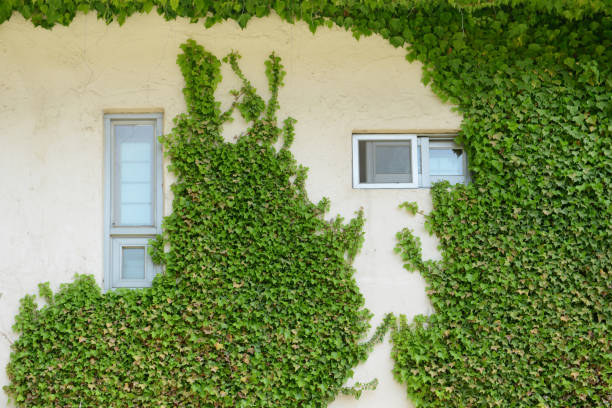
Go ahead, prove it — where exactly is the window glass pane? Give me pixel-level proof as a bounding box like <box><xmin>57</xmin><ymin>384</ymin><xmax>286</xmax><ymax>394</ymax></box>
<box><xmin>122</xmin><ymin>247</ymin><xmax>145</xmax><ymax>280</ymax></box>
<box><xmin>429</xmin><ymin>148</ymin><xmax>464</xmax><ymax>176</ymax></box>
<box><xmin>121</xmin><ymin>163</ymin><xmax>152</xmax><ymax>183</ymax></box>
<box><xmin>121</xmin><ymin>142</ymin><xmax>152</xmax><ymax>162</ymax></box>
<box><xmin>114</xmin><ymin>124</ymin><xmax>154</xmax><ymax>226</ymax></box>
<box><xmin>120</xmin><ymin>204</ymin><xmax>153</xmax><ymax>225</ymax></box>
<box><xmin>375</xmin><ymin>144</ymin><xmax>411</xmax><ymax>175</ymax></box>
<box><xmin>121</xmin><ymin>183</ymin><xmax>152</xmax><ymax>203</ymax></box>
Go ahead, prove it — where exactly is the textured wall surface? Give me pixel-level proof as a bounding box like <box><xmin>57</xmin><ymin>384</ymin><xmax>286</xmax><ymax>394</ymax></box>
<box><xmin>0</xmin><ymin>12</ymin><xmax>461</xmax><ymax>407</ymax></box>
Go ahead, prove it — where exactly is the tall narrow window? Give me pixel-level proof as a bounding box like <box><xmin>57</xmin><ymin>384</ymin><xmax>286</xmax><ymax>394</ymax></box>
<box><xmin>104</xmin><ymin>113</ymin><xmax>163</xmax><ymax>290</ymax></box>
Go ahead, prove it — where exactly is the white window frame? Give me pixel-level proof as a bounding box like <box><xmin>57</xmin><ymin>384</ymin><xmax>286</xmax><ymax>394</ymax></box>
<box><xmin>352</xmin><ymin>134</ymin><xmax>419</xmax><ymax>189</ymax></box>
<box><xmin>353</xmin><ymin>133</ymin><xmax>468</xmax><ymax>189</ymax></box>
<box><xmin>111</xmin><ymin>238</ymin><xmax>157</xmax><ymax>288</ymax></box>
<box><xmin>103</xmin><ymin>113</ymin><xmax>163</xmax><ymax>290</ymax></box>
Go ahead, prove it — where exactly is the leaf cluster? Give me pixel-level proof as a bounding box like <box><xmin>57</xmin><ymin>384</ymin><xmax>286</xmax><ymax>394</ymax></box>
<box><xmin>4</xmin><ymin>40</ymin><xmax>377</xmax><ymax>407</ymax></box>
<box><xmin>1</xmin><ymin>0</ymin><xmax>609</xmax><ymax>30</ymax></box>
<box><xmin>391</xmin><ymin>5</ymin><xmax>611</xmax><ymax>407</ymax></box>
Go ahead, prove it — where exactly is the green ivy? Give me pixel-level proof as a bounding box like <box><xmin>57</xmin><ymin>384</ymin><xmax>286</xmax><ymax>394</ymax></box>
<box><xmin>0</xmin><ymin>0</ymin><xmax>609</xmax><ymax>29</ymax></box>
<box><xmin>3</xmin><ymin>40</ymin><xmax>393</xmax><ymax>406</ymax></box>
<box><xmin>390</xmin><ymin>5</ymin><xmax>610</xmax><ymax>406</ymax></box>
<box><xmin>2</xmin><ymin>1</ymin><xmax>611</xmax><ymax>407</ymax></box>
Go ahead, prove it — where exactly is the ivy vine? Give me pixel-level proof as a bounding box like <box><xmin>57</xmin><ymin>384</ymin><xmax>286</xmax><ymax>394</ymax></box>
<box><xmin>2</xmin><ymin>1</ymin><xmax>610</xmax><ymax>407</ymax></box>
<box><xmin>0</xmin><ymin>0</ymin><xmax>609</xmax><ymax>29</ymax></box>
<box><xmin>389</xmin><ymin>5</ymin><xmax>610</xmax><ymax>406</ymax></box>
<box><xmin>4</xmin><ymin>40</ymin><xmax>393</xmax><ymax>406</ymax></box>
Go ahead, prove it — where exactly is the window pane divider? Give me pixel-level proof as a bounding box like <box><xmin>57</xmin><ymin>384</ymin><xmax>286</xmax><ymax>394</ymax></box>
<box><xmin>109</xmin><ymin>226</ymin><xmax>159</xmax><ymax>236</ymax></box>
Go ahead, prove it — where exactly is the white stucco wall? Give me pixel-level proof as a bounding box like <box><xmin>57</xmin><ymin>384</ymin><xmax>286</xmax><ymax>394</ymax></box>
<box><xmin>0</xmin><ymin>12</ymin><xmax>461</xmax><ymax>407</ymax></box>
